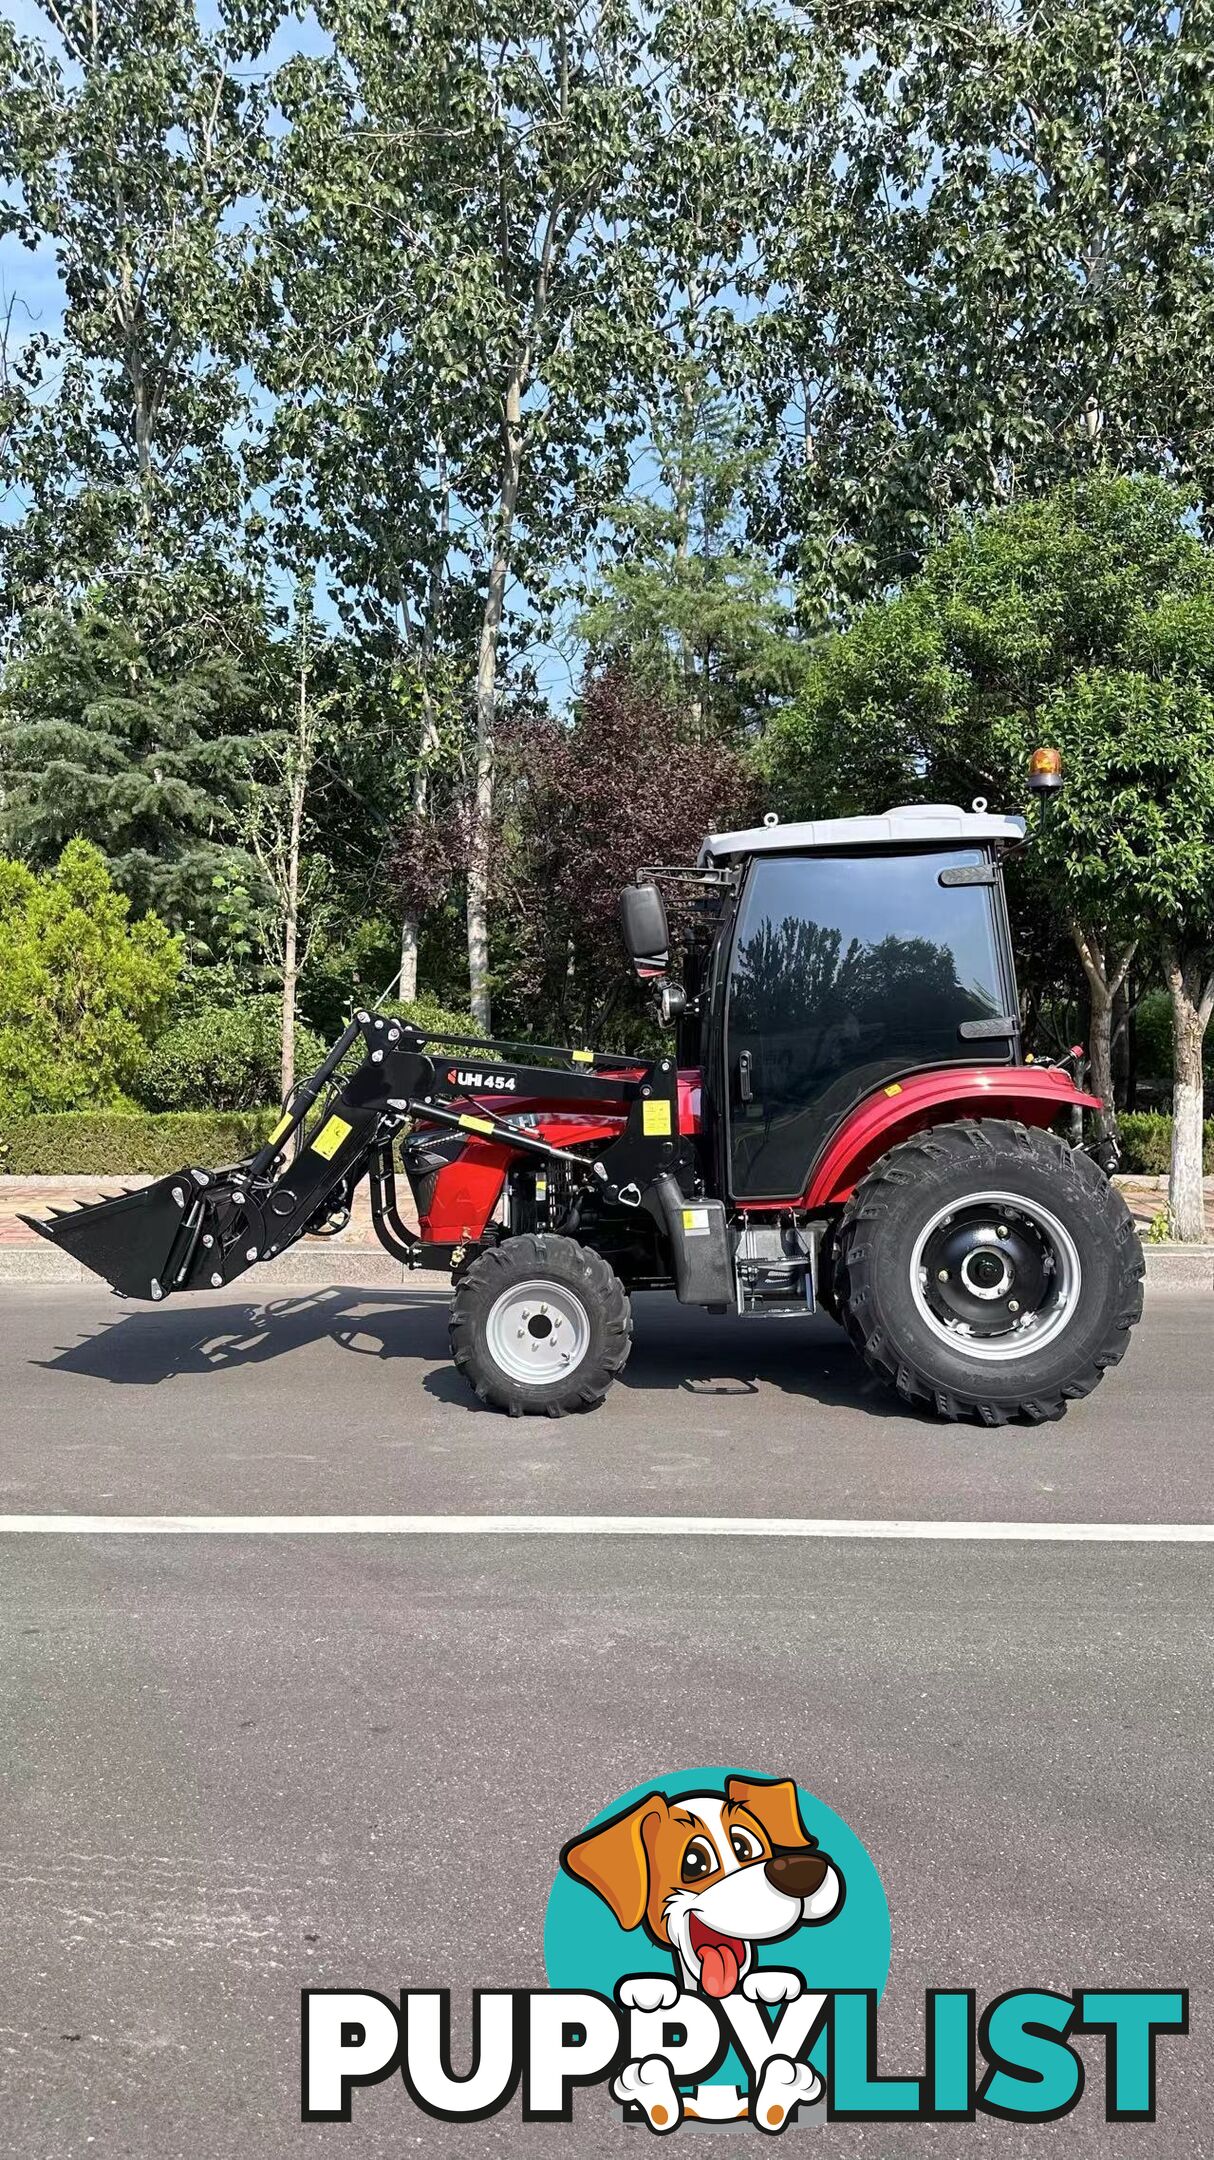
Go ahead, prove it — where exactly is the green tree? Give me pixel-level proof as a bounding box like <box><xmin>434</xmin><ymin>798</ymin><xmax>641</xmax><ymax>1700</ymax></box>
<box><xmin>265</xmin><ymin>0</ymin><xmax>648</xmax><ymax>1028</ymax></box>
<box><xmin>243</xmin><ymin>606</ymin><xmax>339</xmax><ymax>1098</ymax></box>
<box><xmin>579</xmin><ymin>403</ymin><xmax>806</xmax><ymax>739</ymax></box>
<box><xmin>760</xmin><ymin>478</ymin><xmax>1214</xmax><ymax>1230</ymax></box>
<box><xmin>493</xmin><ymin>668</ymin><xmax>748</xmax><ymax>1041</ymax></box>
<box><xmin>0</xmin><ymin>0</ymin><xmax>276</xmax><ymax>606</ymax></box>
<box><xmin>1033</xmin><ymin>673</ymin><xmax>1214</xmax><ymax>1241</ymax></box>
<box><xmin>0</xmin><ymin>584</ymin><xmax>270</xmax><ymax>937</ymax></box>
<box><xmin>0</xmin><ymin>837</ymin><xmax>180</xmax><ymax>1112</ymax></box>
<box><xmin>264</xmin><ymin>0</ymin><xmax>836</xmax><ymax>1027</ymax></box>
<box><xmin>760</xmin><ymin>0</ymin><xmax>1214</xmax><ymax>604</ymax></box>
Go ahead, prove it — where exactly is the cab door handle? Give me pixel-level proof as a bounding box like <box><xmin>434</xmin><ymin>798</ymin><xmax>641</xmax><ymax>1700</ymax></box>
<box><xmin>737</xmin><ymin>1050</ymin><xmax>754</xmax><ymax>1103</ymax></box>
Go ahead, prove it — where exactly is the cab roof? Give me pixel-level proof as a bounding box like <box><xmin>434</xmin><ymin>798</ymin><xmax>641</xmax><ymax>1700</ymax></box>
<box><xmin>699</xmin><ymin>802</ymin><xmax>1026</xmax><ymax>865</ymax></box>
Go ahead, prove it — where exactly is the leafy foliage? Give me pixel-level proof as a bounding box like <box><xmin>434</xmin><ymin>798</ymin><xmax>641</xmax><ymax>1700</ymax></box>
<box><xmin>761</xmin><ymin>0</ymin><xmax>1214</xmax><ymax>602</ymax></box>
<box><xmin>0</xmin><ymin>0</ymin><xmax>273</xmax><ymax>605</ymax></box>
<box><xmin>0</xmin><ymin>587</ymin><xmax>273</xmax><ymax>935</ymax></box>
<box><xmin>0</xmin><ymin>839</ymin><xmax>180</xmax><ymax>1113</ymax></box>
<box><xmin>761</xmin><ymin>477</ymin><xmax>1214</xmax><ymax>820</ymax></box>
<box><xmin>0</xmin><ymin>1107</ymin><xmax>278</xmax><ymax>1176</ymax></box>
<box><xmin>138</xmin><ymin>995</ymin><xmax>327</xmax><ymax>1113</ymax></box>
<box><xmin>1117</xmin><ymin>1113</ymin><xmax>1214</xmax><ymax>1179</ymax></box>
<box><xmin>494</xmin><ymin>669</ymin><xmax>751</xmax><ymax>1040</ymax></box>
<box><xmin>580</xmin><ymin>403</ymin><xmax>806</xmax><ymax>739</ymax></box>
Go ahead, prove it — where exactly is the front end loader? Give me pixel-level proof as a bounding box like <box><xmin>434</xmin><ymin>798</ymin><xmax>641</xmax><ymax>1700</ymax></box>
<box><xmin>27</xmin><ymin>777</ymin><xmax>1143</xmax><ymax>1425</ymax></box>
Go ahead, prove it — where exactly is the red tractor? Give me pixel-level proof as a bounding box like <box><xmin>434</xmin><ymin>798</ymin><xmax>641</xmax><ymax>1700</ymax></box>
<box><xmin>30</xmin><ymin>781</ymin><xmax>1143</xmax><ymax>1425</ymax></box>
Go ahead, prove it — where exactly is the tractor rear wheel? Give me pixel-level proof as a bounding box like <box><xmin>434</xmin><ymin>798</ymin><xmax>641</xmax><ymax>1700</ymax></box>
<box><xmin>450</xmin><ymin>1233</ymin><xmax>632</xmax><ymax>1417</ymax></box>
<box><xmin>833</xmin><ymin>1118</ymin><xmax>1143</xmax><ymax>1425</ymax></box>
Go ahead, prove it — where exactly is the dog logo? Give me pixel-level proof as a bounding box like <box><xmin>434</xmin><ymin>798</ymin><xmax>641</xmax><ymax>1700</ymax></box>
<box><xmin>562</xmin><ymin>1776</ymin><xmax>843</xmax><ymax>2001</ymax></box>
<box><xmin>549</xmin><ymin>1768</ymin><xmax>882</xmax><ymax>2132</ymax></box>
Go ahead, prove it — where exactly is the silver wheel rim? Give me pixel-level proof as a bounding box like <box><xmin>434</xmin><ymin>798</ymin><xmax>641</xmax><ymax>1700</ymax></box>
<box><xmin>485</xmin><ymin>1277</ymin><xmax>592</xmax><ymax>1386</ymax></box>
<box><xmin>909</xmin><ymin>1189</ymin><xmax>1082</xmax><ymax>1364</ymax></box>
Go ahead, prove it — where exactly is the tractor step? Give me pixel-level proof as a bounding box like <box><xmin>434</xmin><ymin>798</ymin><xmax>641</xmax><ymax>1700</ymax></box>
<box><xmin>734</xmin><ymin>1223</ymin><xmax>817</xmax><ymax>1318</ymax></box>
<box><xmin>736</xmin><ymin>1262</ymin><xmax>815</xmax><ymax>1317</ymax></box>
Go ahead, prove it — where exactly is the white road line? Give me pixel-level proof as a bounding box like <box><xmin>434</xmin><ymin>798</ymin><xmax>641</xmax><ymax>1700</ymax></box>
<box><xmin>0</xmin><ymin>1514</ymin><xmax>1211</xmax><ymax>1541</ymax></box>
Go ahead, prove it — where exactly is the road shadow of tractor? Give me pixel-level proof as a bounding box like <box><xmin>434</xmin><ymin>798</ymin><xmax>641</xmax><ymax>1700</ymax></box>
<box><xmin>36</xmin><ymin>1288</ymin><xmax>447</xmax><ymax>1387</ymax></box>
<box><xmin>35</xmin><ymin>1287</ymin><xmax>913</xmax><ymax>1424</ymax></box>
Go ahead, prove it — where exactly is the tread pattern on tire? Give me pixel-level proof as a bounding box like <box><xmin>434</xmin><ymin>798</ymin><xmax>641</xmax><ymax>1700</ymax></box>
<box><xmin>450</xmin><ymin>1232</ymin><xmax>633</xmax><ymax>1417</ymax></box>
<box><xmin>833</xmin><ymin>1118</ymin><xmax>1144</xmax><ymax>1426</ymax></box>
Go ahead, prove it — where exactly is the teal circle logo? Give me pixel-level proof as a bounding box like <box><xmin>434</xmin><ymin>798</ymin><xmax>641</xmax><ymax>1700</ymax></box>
<box><xmin>544</xmin><ymin>1767</ymin><xmax>890</xmax><ymax>2095</ymax></box>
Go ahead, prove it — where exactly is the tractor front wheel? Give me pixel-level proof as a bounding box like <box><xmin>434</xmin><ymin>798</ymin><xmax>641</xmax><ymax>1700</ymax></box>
<box><xmin>450</xmin><ymin>1234</ymin><xmax>633</xmax><ymax>1416</ymax></box>
<box><xmin>834</xmin><ymin>1118</ymin><xmax>1143</xmax><ymax>1425</ymax></box>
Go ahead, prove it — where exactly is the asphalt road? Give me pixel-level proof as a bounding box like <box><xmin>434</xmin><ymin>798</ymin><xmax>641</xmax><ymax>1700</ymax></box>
<box><xmin>0</xmin><ymin>1281</ymin><xmax>1209</xmax><ymax>1522</ymax></box>
<box><xmin>1</xmin><ymin>1285</ymin><xmax>1210</xmax><ymax>2160</ymax></box>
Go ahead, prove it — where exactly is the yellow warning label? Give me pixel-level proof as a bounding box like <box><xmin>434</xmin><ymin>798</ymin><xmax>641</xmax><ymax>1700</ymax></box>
<box><xmin>310</xmin><ymin>1114</ymin><xmax>352</xmax><ymax>1160</ymax></box>
<box><xmin>268</xmin><ymin>1111</ymin><xmax>293</xmax><ymax>1145</ymax></box>
<box><xmin>642</xmin><ymin>1099</ymin><xmax>673</xmax><ymax>1136</ymax></box>
<box><xmin>883</xmin><ymin>1083</ymin><xmax>903</xmax><ymax>1097</ymax></box>
<box><xmin>682</xmin><ymin>1207</ymin><xmax>710</xmax><ymax>1236</ymax></box>
<box><xmin>571</xmin><ymin>1048</ymin><xmax>594</xmax><ymax>1065</ymax></box>
<box><xmin>459</xmin><ymin>1113</ymin><xmax>497</xmax><ymax>1136</ymax></box>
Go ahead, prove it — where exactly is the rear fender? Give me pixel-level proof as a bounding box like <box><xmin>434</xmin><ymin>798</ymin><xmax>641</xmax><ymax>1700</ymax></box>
<box><xmin>790</xmin><ymin>1067</ymin><xmax>1103</xmax><ymax>1211</ymax></box>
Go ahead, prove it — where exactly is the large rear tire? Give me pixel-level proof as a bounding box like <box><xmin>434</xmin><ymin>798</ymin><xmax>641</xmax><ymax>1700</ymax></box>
<box><xmin>450</xmin><ymin>1233</ymin><xmax>632</xmax><ymax>1417</ymax></box>
<box><xmin>834</xmin><ymin>1119</ymin><xmax>1143</xmax><ymax>1425</ymax></box>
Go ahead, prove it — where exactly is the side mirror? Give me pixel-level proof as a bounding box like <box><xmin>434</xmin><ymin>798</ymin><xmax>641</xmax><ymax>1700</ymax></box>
<box><xmin>618</xmin><ymin>880</ymin><xmax>669</xmax><ymax>979</ymax></box>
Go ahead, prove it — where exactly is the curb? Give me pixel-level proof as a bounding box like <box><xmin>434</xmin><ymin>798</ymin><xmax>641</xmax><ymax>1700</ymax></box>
<box><xmin>1135</xmin><ymin>1246</ymin><xmax>1214</xmax><ymax>1290</ymax></box>
<box><xmin>0</xmin><ymin>1246</ymin><xmax>1209</xmax><ymax>1291</ymax></box>
<box><xmin>0</xmin><ymin>1248</ymin><xmax>450</xmax><ymax>1290</ymax></box>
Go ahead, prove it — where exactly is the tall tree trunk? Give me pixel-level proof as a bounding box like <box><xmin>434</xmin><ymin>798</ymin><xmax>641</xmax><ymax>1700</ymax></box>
<box><xmin>399</xmin><ymin>908</ymin><xmax>420</xmax><ymax>1005</ymax></box>
<box><xmin>1111</xmin><ymin>975</ymin><xmax>1131</xmax><ymax>1110</ymax></box>
<box><xmin>466</xmin><ymin>376</ymin><xmax>522</xmax><ymax>1032</ymax></box>
<box><xmin>1087</xmin><ymin>983</ymin><xmax>1114</xmax><ymax>1115</ymax></box>
<box><xmin>398</xmin><ymin>446</ymin><xmax>449</xmax><ymax>1007</ymax></box>
<box><xmin>280</xmin><ymin>665</ymin><xmax>308</xmax><ymax>1101</ymax></box>
<box><xmin>1071</xmin><ymin>923</ymin><xmax>1137</xmax><ymax>1126</ymax></box>
<box><xmin>398</xmin><ymin>736</ymin><xmax>433</xmax><ymax>1005</ymax></box>
<box><xmin>1162</xmin><ymin>943</ymin><xmax>1213</xmax><ymax>1243</ymax></box>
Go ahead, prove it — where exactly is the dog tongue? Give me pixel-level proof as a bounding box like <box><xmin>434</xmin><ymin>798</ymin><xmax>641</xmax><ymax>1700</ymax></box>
<box><xmin>698</xmin><ymin>1939</ymin><xmax>741</xmax><ymax>1999</ymax></box>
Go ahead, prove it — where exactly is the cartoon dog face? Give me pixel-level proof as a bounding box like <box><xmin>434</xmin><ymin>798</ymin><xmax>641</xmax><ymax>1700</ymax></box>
<box><xmin>561</xmin><ymin>1776</ymin><xmax>843</xmax><ymax>1999</ymax></box>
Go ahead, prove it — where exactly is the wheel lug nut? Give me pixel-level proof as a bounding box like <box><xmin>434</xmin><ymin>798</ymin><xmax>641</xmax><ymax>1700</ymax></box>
<box><xmin>937</xmin><ymin>1269</ymin><xmax>949</xmax><ymax>1282</ymax></box>
<box><xmin>997</xmin><ymin>1224</ymin><xmax>1009</xmax><ymax>1238</ymax></box>
<box><xmin>1008</xmin><ymin>1299</ymin><xmax>1020</xmax><ymax>1313</ymax></box>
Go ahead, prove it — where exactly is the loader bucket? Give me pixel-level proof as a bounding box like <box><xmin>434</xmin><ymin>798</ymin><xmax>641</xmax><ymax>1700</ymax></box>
<box><xmin>20</xmin><ymin>1171</ymin><xmax>208</xmax><ymax>1301</ymax></box>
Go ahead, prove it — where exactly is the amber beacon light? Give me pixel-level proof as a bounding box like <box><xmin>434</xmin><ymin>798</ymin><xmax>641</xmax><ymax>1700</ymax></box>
<box><xmin>1027</xmin><ymin>744</ymin><xmax>1064</xmax><ymax>795</ymax></box>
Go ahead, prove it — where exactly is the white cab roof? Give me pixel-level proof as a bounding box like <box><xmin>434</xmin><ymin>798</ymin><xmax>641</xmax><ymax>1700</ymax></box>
<box><xmin>699</xmin><ymin>803</ymin><xmax>1026</xmax><ymax>864</ymax></box>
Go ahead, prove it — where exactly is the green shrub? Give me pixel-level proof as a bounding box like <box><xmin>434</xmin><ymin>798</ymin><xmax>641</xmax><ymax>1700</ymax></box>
<box><xmin>378</xmin><ymin>995</ymin><xmax>483</xmax><ymax>1043</ymax></box>
<box><xmin>0</xmin><ymin>840</ymin><xmax>181</xmax><ymax>1113</ymax></box>
<box><xmin>139</xmin><ymin>997</ymin><xmax>327</xmax><ymax>1112</ymax></box>
<box><xmin>0</xmin><ymin>1109</ymin><xmax>279</xmax><ymax>1176</ymax></box>
<box><xmin>1132</xmin><ymin>989</ymin><xmax>1214</xmax><ymax>1085</ymax></box>
<box><xmin>1117</xmin><ymin>1111</ymin><xmax>1214</xmax><ymax>1176</ymax></box>
<box><xmin>138</xmin><ymin>992</ymin><xmax>482</xmax><ymax>1114</ymax></box>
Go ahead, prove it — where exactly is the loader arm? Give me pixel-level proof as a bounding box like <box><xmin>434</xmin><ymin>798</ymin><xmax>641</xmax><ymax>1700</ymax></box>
<box><xmin>23</xmin><ymin>1014</ymin><xmax>687</xmax><ymax>1302</ymax></box>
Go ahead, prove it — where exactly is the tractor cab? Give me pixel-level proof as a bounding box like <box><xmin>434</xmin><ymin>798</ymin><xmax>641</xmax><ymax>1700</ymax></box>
<box><xmin>620</xmin><ymin>803</ymin><xmax>1026</xmax><ymax>1209</ymax></box>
